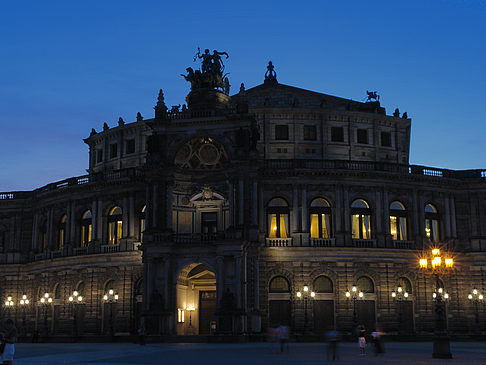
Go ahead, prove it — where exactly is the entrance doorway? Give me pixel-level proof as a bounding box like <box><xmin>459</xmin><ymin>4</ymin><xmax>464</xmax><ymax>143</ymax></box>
<box><xmin>201</xmin><ymin>212</ymin><xmax>218</xmax><ymax>234</ymax></box>
<box><xmin>176</xmin><ymin>263</ymin><xmax>216</xmax><ymax>335</ymax></box>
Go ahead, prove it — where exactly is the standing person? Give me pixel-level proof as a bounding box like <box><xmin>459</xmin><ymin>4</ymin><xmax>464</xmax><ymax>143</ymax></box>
<box><xmin>277</xmin><ymin>324</ymin><xmax>290</xmax><ymax>353</ymax></box>
<box><xmin>358</xmin><ymin>324</ymin><xmax>366</xmax><ymax>356</ymax></box>
<box><xmin>137</xmin><ymin>322</ymin><xmax>145</xmax><ymax>346</ymax></box>
<box><xmin>1</xmin><ymin>319</ymin><xmax>17</xmax><ymax>365</ymax></box>
<box><xmin>326</xmin><ymin>330</ymin><xmax>340</xmax><ymax>361</ymax></box>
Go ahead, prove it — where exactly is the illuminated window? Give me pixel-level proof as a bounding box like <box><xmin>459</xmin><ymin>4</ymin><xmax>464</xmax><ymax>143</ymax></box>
<box><xmin>108</xmin><ymin>206</ymin><xmax>123</xmax><ymax>245</ymax></box>
<box><xmin>351</xmin><ymin>199</ymin><xmax>371</xmax><ymax>239</ymax></box>
<box><xmin>177</xmin><ymin>308</ymin><xmax>185</xmax><ymax>323</ymax></box>
<box><xmin>425</xmin><ymin>204</ymin><xmax>440</xmax><ymax>242</ymax></box>
<box><xmin>58</xmin><ymin>214</ymin><xmax>66</xmax><ymax>250</ymax></box>
<box><xmin>309</xmin><ymin>198</ymin><xmax>331</xmax><ymax>238</ymax></box>
<box><xmin>389</xmin><ymin>201</ymin><xmax>407</xmax><ymax>240</ymax></box>
<box><xmin>140</xmin><ymin>205</ymin><xmax>146</xmax><ymax>242</ymax></box>
<box><xmin>80</xmin><ymin>210</ymin><xmax>92</xmax><ymax>247</ymax></box>
<box><xmin>269</xmin><ymin>276</ymin><xmax>290</xmax><ymax>293</ymax></box>
<box><xmin>267</xmin><ymin>198</ymin><xmax>289</xmax><ymax>238</ymax></box>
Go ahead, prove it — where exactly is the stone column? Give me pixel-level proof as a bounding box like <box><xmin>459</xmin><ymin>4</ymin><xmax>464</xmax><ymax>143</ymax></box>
<box><xmin>252</xmin><ymin>181</ymin><xmax>258</xmax><ymax>226</ymax></box>
<box><xmin>217</xmin><ymin>256</ymin><xmax>224</xmax><ymax>306</ymax></box>
<box><xmin>412</xmin><ymin>190</ymin><xmax>419</xmax><ymax>239</ymax></box>
<box><xmin>238</xmin><ymin>179</ymin><xmax>244</xmax><ymax>226</ymax></box>
<box><xmin>143</xmin><ymin>258</ymin><xmax>154</xmax><ymax>311</ymax></box>
<box><xmin>228</xmin><ymin>182</ymin><xmax>234</xmax><ymax>227</ymax></box>
<box><xmin>122</xmin><ymin>197</ymin><xmax>129</xmax><ymax>237</ymax></box>
<box><xmin>152</xmin><ymin>184</ymin><xmax>158</xmax><ymax>229</ymax></box>
<box><xmin>31</xmin><ymin>213</ymin><xmax>39</xmax><ymax>250</ymax></box>
<box><xmin>97</xmin><ymin>199</ymin><xmax>103</xmax><ymax>241</ymax></box>
<box><xmin>450</xmin><ymin>196</ymin><xmax>457</xmax><ymax>237</ymax></box>
<box><xmin>444</xmin><ymin>195</ymin><xmax>451</xmax><ymax>238</ymax></box>
<box><xmin>65</xmin><ymin>202</ymin><xmax>71</xmax><ymax>244</ymax></box>
<box><xmin>46</xmin><ymin>208</ymin><xmax>54</xmax><ymax>250</ymax></box>
<box><xmin>292</xmin><ymin>185</ymin><xmax>299</xmax><ymax>233</ymax></box>
<box><xmin>91</xmin><ymin>200</ymin><xmax>98</xmax><ymax>241</ymax></box>
<box><xmin>254</xmin><ymin>257</ymin><xmax>260</xmax><ymax>310</ymax></box>
<box><xmin>301</xmin><ymin>187</ymin><xmax>308</xmax><ymax>232</ymax></box>
<box><xmin>343</xmin><ymin>189</ymin><xmax>350</xmax><ymax>233</ymax></box>
<box><xmin>129</xmin><ymin>194</ymin><xmax>135</xmax><ymax>238</ymax></box>
<box><xmin>70</xmin><ymin>201</ymin><xmax>75</xmax><ymax>244</ymax></box>
<box><xmin>235</xmin><ymin>256</ymin><xmax>242</xmax><ymax>309</ymax></box>
<box><xmin>335</xmin><ymin>186</ymin><xmax>343</xmax><ymax>233</ymax></box>
<box><xmin>167</xmin><ymin>183</ymin><xmax>173</xmax><ymax>230</ymax></box>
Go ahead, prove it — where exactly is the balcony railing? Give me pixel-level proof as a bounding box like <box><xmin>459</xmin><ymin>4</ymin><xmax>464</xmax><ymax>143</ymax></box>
<box><xmin>352</xmin><ymin>239</ymin><xmax>377</xmax><ymax>248</ymax></box>
<box><xmin>392</xmin><ymin>240</ymin><xmax>416</xmax><ymax>249</ymax></box>
<box><xmin>309</xmin><ymin>238</ymin><xmax>336</xmax><ymax>247</ymax></box>
<box><xmin>265</xmin><ymin>237</ymin><xmax>293</xmax><ymax>247</ymax></box>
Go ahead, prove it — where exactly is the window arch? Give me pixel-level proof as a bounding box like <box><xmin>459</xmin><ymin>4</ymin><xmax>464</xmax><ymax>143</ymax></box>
<box><xmin>80</xmin><ymin>210</ymin><xmax>92</xmax><ymax>247</ymax></box>
<box><xmin>390</xmin><ymin>201</ymin><xmax>407</xmax><ymax>240</ymax></box>
<box><xmin>357</xmin><ymin>276</ymin><xmax>374</xmax><ymax>293</ymax></box>
<box><xmin>351</xmin><ymin>199</ymin><xmax>371</xmax><ymax>239</ymax></box>
<box><xmin>398</xmin><ymin>277</ymin><xmax>412</xmax><ymax>294</ymax></box>
<box><xmin>107</xmin><ymin>206</ymin><xmax>123</xmax><ymax>245</ymax></box>
<box><xmin>425</xmin><ymin>203</ymin><xmax>440</xmax><ymax>242</ymax></box>
<box><xmin>267</xmin><ymin>198</ymin><xmax>289</xmax><ymax>239</ymax></box>
<box><xmin>54</xmin><ymin>283</ymin><xmax>62</xmax><ymax>300</ymax></box>
<box><xmin>269</xmin><ymin>276</ymin><xmax>290</xmax><ymax>293</ymax></box>
<box><xmin>310</xmin><ymin>198</ymin><xmax>332</xmax><ymax>239</ymax></box>
<box><xmin>140</xmin><ymin>205</ymin><xmax>146</xmax><ymax>241</ymax></box>
<box><xmin>58</xmin><ymin>214</ymin><xmax>67</xmax><ymax>250</ymax></box>
<box><xmin>313</xmin><ymin>275</ymin><xmax>333</xmax><ymax>293</ymax></box>
<box><xmin>75</xmin><ymin>281</ymin><xmax>85</xmax><ymax>296</ymax></box>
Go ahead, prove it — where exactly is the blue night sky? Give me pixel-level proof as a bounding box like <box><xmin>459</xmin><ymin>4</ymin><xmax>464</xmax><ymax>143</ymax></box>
<box><xmin>1</xmin><ymin>0</ymin><xmax>485</xmax><ymax>191</ymax></box>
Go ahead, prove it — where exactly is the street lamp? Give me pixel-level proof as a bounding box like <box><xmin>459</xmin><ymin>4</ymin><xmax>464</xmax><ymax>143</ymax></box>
<box><xmin>345</xmin><ymin>285</ymin><xmax>364</xmax><ymax>328</ymax></box>
<box><xmin>419</xmin><ymin>246</ymin><xmax>454</xmax><ymax>359</ymax></box>
<box><xmin>4</xmin><ymin>295</ymin><xmax>14</xmax><ymax>317</ymax></box>
<box><xmin>391</xmin><ymin>285</ymin><xmax>409</xmax><ymax>334</ymax></box>
<box><xmin>468</xmin><ymin>289</ymin><xmax>483</xmax><ymax>334</ymax></box>
<box><xmin>296</xmin><ymin>285</ymin><xmax>315</xmax><ymax>334</ymax></box>
<box><xmin>103</xmin><ymin>289</ymin><xmax>118</xmax><ymax>338</ymax></box>
<box><xmin>186</xmin><ymin>306</ymin><xmax>195</xmax><ymax>328</ymax></box>
<box><xmin>19</xmin><ymin>295</ymin><xmax>30</xmax><ymax>337</ymax></box>
<box><xmin>68</xmin><ymin>291</ymin><xmax>83</xmax><ymax>338</ymax></box>
<box><xmin>39</xmin><ymin>293</ymin><xmax>53</xmax><ymax>339</ymax></box>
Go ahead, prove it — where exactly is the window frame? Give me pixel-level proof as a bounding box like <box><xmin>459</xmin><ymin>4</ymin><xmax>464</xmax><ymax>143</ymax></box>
<box><xmin>275</xmin><ymin>125</ymin><xmax>289</xmax><ymax>141</ymax></box>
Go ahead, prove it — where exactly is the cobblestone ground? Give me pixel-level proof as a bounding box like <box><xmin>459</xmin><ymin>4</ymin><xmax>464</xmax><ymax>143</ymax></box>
<box><xmin>11</xmin><ymin>341</ymin><xmax>486</xmax><ymax>365</ymax></box>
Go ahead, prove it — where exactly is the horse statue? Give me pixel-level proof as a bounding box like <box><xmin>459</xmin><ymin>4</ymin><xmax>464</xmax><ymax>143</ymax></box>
<box><xmin>366</xmin><ymin>90</ymin><xmax>380</xmax><ymax>102</ymax></box>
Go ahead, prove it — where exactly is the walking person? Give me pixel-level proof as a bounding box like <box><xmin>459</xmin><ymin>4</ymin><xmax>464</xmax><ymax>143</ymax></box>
<box><xmin>358</xmin><ymin>324</ymin><xmax>366</xmax><ymax>356</ymax></box>
<box><xmin>277</xmin><ymin>324</ymin><xmax>289</xmax><ymax>353</ymax></box>
<box><xmin>326</xmin><ymin>330</ymin><xmax>340</xmax><ymax>361</ymax></box>
<box><xmin>1</xmin><ymin>318</ymin><xmax>17</xmax><ymax>365</ymax></box>
<box><xmin>371</xmin><ymin>327</ymin><xmax>385</xmax><ymax>356</ymax></box>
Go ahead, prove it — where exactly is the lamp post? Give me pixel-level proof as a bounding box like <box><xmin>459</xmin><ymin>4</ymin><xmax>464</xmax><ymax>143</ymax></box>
<box><xmin>68</xmin><ymin>291</ymin><xmax>83</xmax><ymax>338</ymax></box>
<box><xmin>39</xmin><ymin>293</ymin><xmax>53</xmax><ymax>340</ymax></box>
<box><xmin>103</xmin><ymin>289</ymin><xmax>118</xmax><ymax>338</ymax></box>
<box><xmin>391</xmin><ymin>285</ymin><xmax>409</xmax><ymax>334</ymax></box>
<box><xmin>19</xmin><ymin>295</ymin><xmax>30</xmax><ymax>337</ymax></box>
<box><xmin>468</xmin><ymin>289</ymin><xmax>483</xmax><ymax>335</ymax></box>
<box><xmin>345</xmin><ymin>285</ymin><xmax>364</xmax><ymax>329</ymax></box>
<box><xmin>296</xmin><ymin>285</ymin><xmax>315</xmax><ymax>334</ymax></box>
<box><xmin>419</xmin><ymin>246</ymin><xmax>454</xmax><ymax>359</ymax></box>
<box><xmin>4</xmin><ymin>295</ymin><xmax>14</xmax><ymax>318</ymax></box>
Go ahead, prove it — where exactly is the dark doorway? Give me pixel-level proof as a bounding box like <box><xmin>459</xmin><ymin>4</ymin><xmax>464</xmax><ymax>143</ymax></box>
<box><xmin>199</xmin><ymin>291</ymin><xmax>217</xmax><ymax>335</ymax></box>
<box><xmin>269</xmin><ymin>300</ymin><xmax>291</xmax><ymax>327</ymax></box>
<box><xmin>313</xmin><ymin>300</ymin><xmax>335</xmax><ymax>332</ymax></box>
<box><xmin>201</xmin><ymin>212</ymin><xmax>217</xmax><ymax>234</ymax></box>
<box><xmin>357</xmin><ymin>300</ymin><xmax>376</xmax><ymax>332</ymax></box>
<box><xmin>400</xmin><ymin>301</ymin><xmax>414</xmax><ymax>334</ymax></box>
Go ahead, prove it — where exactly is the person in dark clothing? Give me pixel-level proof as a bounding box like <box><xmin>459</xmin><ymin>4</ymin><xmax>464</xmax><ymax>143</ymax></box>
<box><xmin>358</xmin><ymin>325</ymin><xmax>366</xmax><ymax>355</ymax></box>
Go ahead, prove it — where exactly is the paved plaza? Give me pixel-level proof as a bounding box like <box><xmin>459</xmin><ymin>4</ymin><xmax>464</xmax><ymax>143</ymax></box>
<box><xmin>10</xmin><ymin>341</ymin><xmax>486</xmax><ymax>365</ymax></box>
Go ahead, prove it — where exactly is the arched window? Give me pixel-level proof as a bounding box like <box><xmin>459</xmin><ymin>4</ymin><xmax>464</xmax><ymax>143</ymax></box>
<box><xmin>398</xmin><ymin>277</ymin><xmax>412</xmax><ymax>294</ymax></box>
<box><xmin>267</xmin><ymin>198</ymin><xmax>289</xmax><ymax>238</ymax></box>
<box><xmin>436</xmin><ymin>278</ymin><xmax>445</xmax><ymax>291</ymax></box>
<box><xmin>390</xmin><ymin>201</ymin><xmax>407</xmax><ymax>240</ymax></box>
<box><xmin>357</xmin><ymin>276</ymin><xmax>374</xmax><ymax>293</ymax></box>
<box><xmin>269</xmin><ymin>276</ymin><xmax>290</xmax><ymax>293</ymax></box>
<box><xmin>108</xmin><ymin>206</ymin><xmax>123</xmax><ymax>245</ymax></box>
<box><xmin>54</xmin><ymin>283</ymin><xmax>62</xmax><ymax>300</ymax></box>
<box><xmin>351</xmin><ymin>199</ymin><xmax>371</xmax><ymax>239</ymax></box>
<box><xmin>76</xmin><ymin>281</ymin><xmax>85</xmax><ymax>296</ymax></box>
<box><xmin>140</xmin><ymin>205</ymin><xmax>146</xmax><ymax>242</ymax></box>
<box><xmin>58</xmin><ymin>214</ymin><xmax>67</xmax><ymax>250</ymax></box>
<box><xmin>425</xmin><ymin>204</ymin><xmax>440</xmax><ymax>242</ymax></box>
<box><xmin>313</xmin><ymin>276</ymin><xmax>333</xmax><ymax>293</ymax></box>
<box><xmin>310</xmin><ymin>198</ymin><xmax>332</xmax><ymax>238</ymax></box>
<box><xmin>80</xmin><ymin>210</ymin><xmax>92</xmax><ymax>247</ymax></box>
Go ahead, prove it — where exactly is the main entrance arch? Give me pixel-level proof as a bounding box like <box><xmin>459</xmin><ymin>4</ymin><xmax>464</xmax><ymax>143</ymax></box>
<box><xmin>176</xmin><ymin>263</ymin><xmax>216</xmax><ymax>335</ymax></box>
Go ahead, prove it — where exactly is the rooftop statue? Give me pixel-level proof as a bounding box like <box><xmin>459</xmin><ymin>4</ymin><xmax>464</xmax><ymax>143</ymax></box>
<box><xmin>182</xmin><ymin>48</ymin><xmax>230</xmax><ymax>93</ymax></box>
<box><xmin>366</xmin><ymin>90</ymin><xmax>380</xmax><ymax>102</ymax></box>
<box><xmin>264</xmin><ymin>61</ymin><xmax>277</xmax><ymax>83</ymax></box>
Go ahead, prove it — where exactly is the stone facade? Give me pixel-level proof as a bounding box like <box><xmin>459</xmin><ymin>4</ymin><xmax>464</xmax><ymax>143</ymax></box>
<box><xmin>1</xmin><ymin>62</ymin><xmax>486</xmax><ymax>338</ymax></box>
